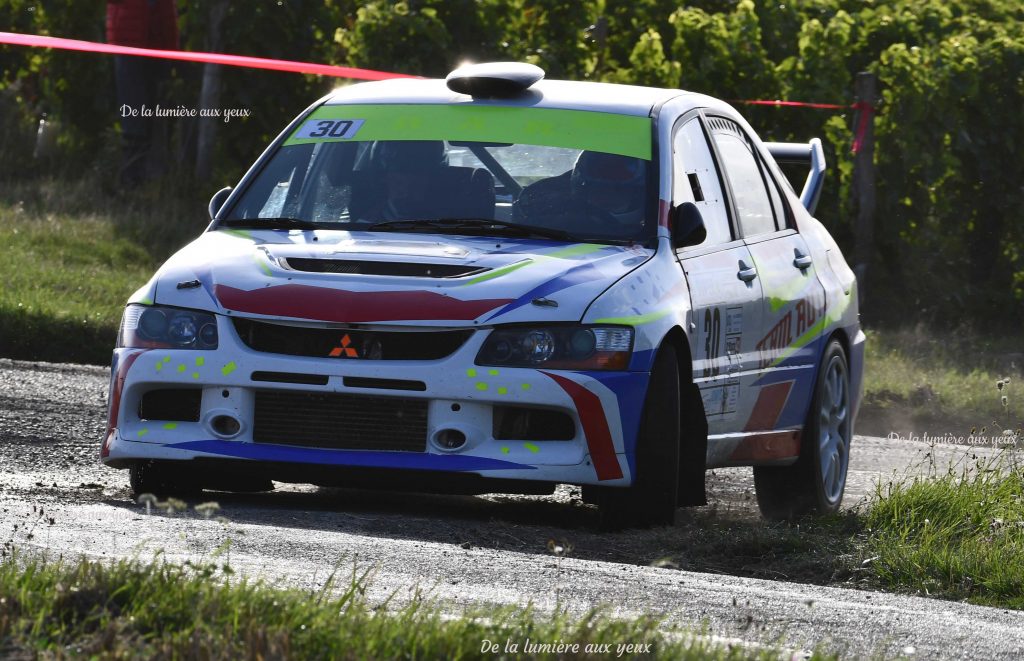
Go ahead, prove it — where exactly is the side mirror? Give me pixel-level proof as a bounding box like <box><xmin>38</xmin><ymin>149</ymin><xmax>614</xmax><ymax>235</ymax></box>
<box><xmin>208</xmin><ymin>186</ymin><xmax>233</xmax><ymax>220</ymax></box>
<box><xmin>670</xmin><ymin>202</ymin><xmax>707</xmax><ymax>248</ymax></box>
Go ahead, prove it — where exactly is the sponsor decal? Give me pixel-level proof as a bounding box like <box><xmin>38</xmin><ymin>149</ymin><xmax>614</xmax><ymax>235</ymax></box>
<box><xmin>285</xmin><ymin>104</ymin><xmax>652</xmax><ymax>161</ymax></box>
<box><xmin>294</xmin><ymin>118</ymin><xmax>365</xmax><ymax>140</ymax></box>
<box><xmin>701</xmin><ymin>379</ymin><xmax>740</xmax><ymax>417</ymax></box>
<box><xmin>756</xmin><ymin>291</ymin><xmax>825</xmax><ymax>368</ymax></box>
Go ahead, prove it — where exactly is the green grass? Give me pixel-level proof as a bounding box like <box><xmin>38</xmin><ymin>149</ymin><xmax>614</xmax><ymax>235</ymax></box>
<box><xmin>650</xmin><ymin>455</ymin><xmax>1024</xmax><ymax>610</ymax></box>
<box><xmin>0</xmin><ymin>554</ymin><xmax>811</xmax><ymax>660</ymax></box>
<box><xmin>862</xmin><ymin>453</ymin><xmax>1024</xmax><ymax>608</ymax></box>
<box><xmin>3</xmin><ymin>463</ymin><xmax>1022</xmax><ymax>660</ymax></box>
<box><xmin>860</xmin><ymin>327</ymin><xmax>1024</xmax><ymax>437</ymax></box>
<box><xmin>5</xmin><ymin>456</ymin><xmax>1022</xmax><ymax>660</ymax></box>
<box><xmin>0</xmin><ymin>175</ymin><xmax>207</xmax><ymax>364</ymax></box>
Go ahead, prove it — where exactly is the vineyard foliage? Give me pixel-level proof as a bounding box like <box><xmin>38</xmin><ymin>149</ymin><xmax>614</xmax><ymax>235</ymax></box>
<box><xmin>1</xmin><ymin>0</ymin><xmax>1022</xmax><ymax>322</ymax></box>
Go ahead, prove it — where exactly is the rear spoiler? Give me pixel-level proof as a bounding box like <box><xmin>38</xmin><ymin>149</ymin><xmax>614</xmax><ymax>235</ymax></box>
<box><xmin>766</xmin><ymin>138</ymin><xmax>826</xmax><ymax>216</ymax></box>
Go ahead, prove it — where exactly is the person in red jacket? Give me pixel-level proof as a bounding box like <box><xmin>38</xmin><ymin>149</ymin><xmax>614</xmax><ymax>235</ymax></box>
<box><xmin>107</xmin><ymin>0</ymin><xmax>178</xmax><ymax>187</ymax></box>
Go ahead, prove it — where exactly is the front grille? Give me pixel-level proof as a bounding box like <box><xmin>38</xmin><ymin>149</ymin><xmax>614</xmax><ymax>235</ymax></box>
<box><xmin>253</xmin><ymin>390</ymin><xmax>427</xmax><ymax>451</ymax></box>
<box><xmin>283</xmin><ymin>258</ymin><xmax>487</xmax><ymax>278</ymax></box>
<box><xmin>233</xmin><ymin>318</ymin><xmax>471</xmax><ymax>360</ymax></box>
<box><xmin>139</xmin><ymin>389</ymin><xmax>202</xmax><ymax>422</ymax></box>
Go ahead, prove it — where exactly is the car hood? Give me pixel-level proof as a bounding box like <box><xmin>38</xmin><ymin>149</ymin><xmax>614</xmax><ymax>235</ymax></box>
<box><xmin>149</xmin><ymin>229</ymin><xmax>654</xmax><ymax>326</ymax></box>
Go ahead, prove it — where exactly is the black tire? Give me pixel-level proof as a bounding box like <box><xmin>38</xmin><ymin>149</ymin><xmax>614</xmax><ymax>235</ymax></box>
<box><xmin>129</xmin><ymin>461</ymin><xmax>200</xmax><ymax>498</ymax></box>
<box><xmin>677</xmin><ymin>379</ymin><xmax>708</xmax><ymax>507</ymax></box>
<box><xmin>598</xmin><ymin>344</ymin><xmax>681</xmax><ymax>530</ymax></box>
<box><xmin>754</xmin><ymin>338</ymin><xmax>851</xmax><ymax>519</ymax></box>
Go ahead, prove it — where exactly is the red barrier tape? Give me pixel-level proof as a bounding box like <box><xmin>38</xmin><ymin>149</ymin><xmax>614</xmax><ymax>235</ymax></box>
<box><xmin>733</xmin><ymin>98</ymin><xmax>877</xmax><ymax>155</ymax></box>
<box><xmin>0</xmin><ymin>31</ymin><xmax>415</xmax><ymax>80</ymax></box>
<box><xmin>3</xmin><ymin>31</ymin><xmax>877</xmax><ymax>153</ymax></box>
<box><xmin>732</xmin><ymin>99</ymin><xmax>850</xmax><ymax>110</ymax></box>
<box><xmin>850</xmin><ymin>100</ymin><xmax>874</xmax><ymax>155</ymax></box>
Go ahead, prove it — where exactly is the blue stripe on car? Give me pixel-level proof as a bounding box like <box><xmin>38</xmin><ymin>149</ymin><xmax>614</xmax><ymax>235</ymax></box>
<box><xmin>165</xmin><ymin>440</ymin><xmax>536</xmax><ymax>471</ymax></box>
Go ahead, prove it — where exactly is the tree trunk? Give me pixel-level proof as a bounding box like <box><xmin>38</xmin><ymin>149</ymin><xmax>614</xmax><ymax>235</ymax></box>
<box><xmin>851</xmin><ymin>71</ymin><xmax>877</xmax><ymax>308</ymax></box>
<box><xmin>195</xmin><ymin>0</ymin><xmax>230</xmax><ymax>181</ymax></box>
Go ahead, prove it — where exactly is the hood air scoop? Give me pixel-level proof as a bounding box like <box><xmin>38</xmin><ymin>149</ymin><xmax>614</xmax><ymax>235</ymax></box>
<box><xmin>282</xmin><ymin>258</ymin><xmax>488</xmax><ymax>279</ymax></box>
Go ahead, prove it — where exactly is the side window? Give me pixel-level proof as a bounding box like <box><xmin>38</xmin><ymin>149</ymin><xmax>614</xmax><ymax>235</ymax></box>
<box><xmin>672</xmin><ymin>118</ymin><xmax>732</xmax><ymax>246</ymax></box>
<box><xmin>760</xmin><ymin>153</ymin><xmax>791</xmax><ymax>230</ymax></box>
<box><xmin>708</xmin><ymin>118</ymin><xmax>777</xmax><ymax>237</ymax></box>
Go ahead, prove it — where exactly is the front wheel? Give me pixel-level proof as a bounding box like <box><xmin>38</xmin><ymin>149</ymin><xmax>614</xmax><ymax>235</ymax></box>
<box><xmin>754</xmin><ymin>338</ymin><xmax>851</xmax><ymax>519</ymax></box>
<box><xmin>129</xmin><ymin>461</ymin><xmax>199</xmax><ymax>498</ymax></box>
<box><xmin>598</xmin><ymin>344</ymin><xmax>680</xmax><ymax>529</ymax></box>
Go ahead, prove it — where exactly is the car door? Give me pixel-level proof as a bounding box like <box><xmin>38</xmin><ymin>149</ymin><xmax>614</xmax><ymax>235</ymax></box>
<box><xmin>707</xmin><ymin>116</ymin><xmax>826</xmax><ymax>441</ymax></box>
<box><xmin>672</xmin><ymin>114</ymin><xmax>764</xmax><ymax>439</ymax></box>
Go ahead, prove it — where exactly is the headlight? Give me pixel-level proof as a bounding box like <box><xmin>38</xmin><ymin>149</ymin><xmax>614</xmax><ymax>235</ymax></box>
<box><xmin>118</xmin><ymin>304</ymin><xmax>219</xmax><ymax>350</ymax></box>
<box><xmin>476</xmin><ymin>325</ymin><xmax>633</xmax><ymax>370</ymax></box>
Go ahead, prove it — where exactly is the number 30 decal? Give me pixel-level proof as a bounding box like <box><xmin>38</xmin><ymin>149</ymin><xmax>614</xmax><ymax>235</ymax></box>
<box><xmin>295</xmin><ymin>118</ymin><xmax>365</xmax><ymax>140</ymax></box>
<box><xmin>702</xmin><ymin>307</ymin><xmax>721</xmax><ymax>378</ymax></box>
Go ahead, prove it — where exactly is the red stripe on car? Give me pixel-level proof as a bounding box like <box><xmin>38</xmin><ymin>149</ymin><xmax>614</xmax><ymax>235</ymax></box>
<box><xmin>103</xmin><ymin>349</ymin><xmax>147</xmax><ymax>457</ymax></box>
<box><xmin>214</xmin><ymin>284</ymin><xmax>513</xmax><ymax>323</ymax></box>
<box><xmin>743</xmin><ymin>381</ymin><xmax>793</xmax><ymax>431</ymax></box>
<box><xmin>657</xmin><ymin>198</ymin><xmax>671</xmax><ymax>228</ymax></box>
<box><xmin>542</xmin><ymin>372</ymin><xmax>623</xmax><ymax>481</ymax></box>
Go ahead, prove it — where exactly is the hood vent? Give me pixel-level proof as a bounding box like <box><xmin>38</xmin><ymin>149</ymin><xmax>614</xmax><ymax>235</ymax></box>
<box><xmin>282</xmin><ymin>258</ymin><xmax>487</xmax><ymax>279</ymax></box>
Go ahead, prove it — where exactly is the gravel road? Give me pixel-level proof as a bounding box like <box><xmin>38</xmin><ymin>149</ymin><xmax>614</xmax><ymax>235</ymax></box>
<box><xmin>2</xmin><ymin>358</ymin><xmax>1022</xmax><ymax>659</ymax></box>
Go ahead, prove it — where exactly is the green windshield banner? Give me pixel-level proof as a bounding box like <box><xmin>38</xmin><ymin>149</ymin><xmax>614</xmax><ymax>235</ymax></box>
<box><xmin>284</xmin><ymin>104</ymin><xmax>652</xmax><ymax>160</ymax></box>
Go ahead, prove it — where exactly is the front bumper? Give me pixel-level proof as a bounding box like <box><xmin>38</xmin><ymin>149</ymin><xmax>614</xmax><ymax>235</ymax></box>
<box><xmin>103</xmin><ymin>317</ymin><xmax>649</xmax><ymax>487</ymax></box>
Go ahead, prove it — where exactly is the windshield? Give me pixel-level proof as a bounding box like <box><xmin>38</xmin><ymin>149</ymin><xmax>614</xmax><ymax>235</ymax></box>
<box><xmin>223</xmin><ymin>104</ymin><xmax>656</xmax><ymax>244</ymax></box>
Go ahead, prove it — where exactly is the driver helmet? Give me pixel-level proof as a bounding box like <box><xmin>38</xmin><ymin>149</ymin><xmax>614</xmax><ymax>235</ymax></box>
<box><xmin>570</xmin><ymin>150</ymin><xmax>646</xmax><ymax>226</ymax></box>
<box><xmin>376</xmin><ymin>140</ymin><xmax>448</xmax><ymax>174</ymax></box>
<box><xmin>376</xmin><ymin>140</ymin><xmax>449</xmax><ymax>219</ymax></box>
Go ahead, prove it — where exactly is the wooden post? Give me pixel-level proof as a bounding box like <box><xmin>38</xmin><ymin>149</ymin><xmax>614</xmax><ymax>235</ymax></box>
<box><xmin>851</xmin><ymin>71</ymin><xmax>876</xmax><ymax>307</ymax></box>
<box><xmin>195</xmin><ymin>0</ymin><xmax>229</xmax><ymax>181</ymax></box>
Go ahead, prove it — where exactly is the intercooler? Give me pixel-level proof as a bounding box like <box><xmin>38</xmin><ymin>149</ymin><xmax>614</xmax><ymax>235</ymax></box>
<box><xmin>252</xmin><ymin>390</ymin><xmax>428</xmax><ymax>452</ymax></box>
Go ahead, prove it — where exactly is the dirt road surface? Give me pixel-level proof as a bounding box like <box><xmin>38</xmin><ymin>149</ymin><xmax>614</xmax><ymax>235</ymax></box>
<box><xmin>2</xmin><ymin>358</ymin><xmax>1022</xmax><ymax>659</ymax></box>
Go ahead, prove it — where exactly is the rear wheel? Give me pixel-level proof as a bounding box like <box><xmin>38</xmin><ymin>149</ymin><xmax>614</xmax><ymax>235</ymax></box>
<box><xmin>754</xmin><ymin>339</ymin><xmax>851</xmax><ymax>519</ymax></box>
<box><xmin>598</xmin><ymin>344</ymin><xmax>681</xmax><ymax>530</ymax></box>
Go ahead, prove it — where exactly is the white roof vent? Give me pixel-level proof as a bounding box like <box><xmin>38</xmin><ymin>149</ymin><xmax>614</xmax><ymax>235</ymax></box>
<box><xmin>445</xmin><ymin>62</ymin><xmax>544</xmax><ymax>98</ymax></box>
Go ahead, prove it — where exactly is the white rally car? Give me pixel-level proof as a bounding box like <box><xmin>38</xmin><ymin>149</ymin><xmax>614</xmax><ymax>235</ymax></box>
<box><xmin>102</xmin><ymin>62</ymin><xmax>863</xmax><ymax>527</ymax></box>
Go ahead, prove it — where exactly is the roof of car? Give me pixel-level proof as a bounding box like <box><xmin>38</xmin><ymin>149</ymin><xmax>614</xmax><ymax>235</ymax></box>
<box><xmin>323</xmin><ymin>77</ymin><xmax>691</xmax><ymax>117</ymax></box>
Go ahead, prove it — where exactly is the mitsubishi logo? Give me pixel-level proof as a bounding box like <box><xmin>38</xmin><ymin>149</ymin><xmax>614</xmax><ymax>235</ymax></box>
<box><xmin>329</xmin><ymin>334</ymin><xmax>358</xmax><ymax>358</ymax></box>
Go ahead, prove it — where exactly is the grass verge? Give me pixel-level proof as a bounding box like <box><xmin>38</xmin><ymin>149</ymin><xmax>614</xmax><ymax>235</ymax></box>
<box><xmin>0</xmin><ymin>555</ymin><xmax>812</xmax><ymax>660</ymax></box>
<box><xmin>862</xmin><ymin>453</ymin><xmax>1024</xmax><ymax>608</ymax></box>
<box><xmin>630</xmin><ymin>457</ymin><xmax>1024</xmax><ymax>610</ymax></box>
<box><xmin>0</xmin><ymin>174</ymin><xmax>209</xmax><ymax>364</ymax></box>
<box><xmin>859</xmin><ymin>326</ymin><xmax>1023</xmax><ymax>437</ymax></box>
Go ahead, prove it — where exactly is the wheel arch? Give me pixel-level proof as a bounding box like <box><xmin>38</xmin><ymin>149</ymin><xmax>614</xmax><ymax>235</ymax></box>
<box><xmin>826</xmin><ymin>327</ymin><xmax>851</xmax><ymax>363</ymax></box>
<box><xmin>802</xmin><ymin>327</ymin><xmax>851</xmax><ymax>431</ymax></box>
